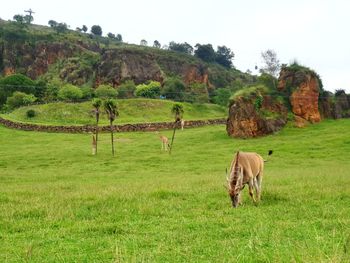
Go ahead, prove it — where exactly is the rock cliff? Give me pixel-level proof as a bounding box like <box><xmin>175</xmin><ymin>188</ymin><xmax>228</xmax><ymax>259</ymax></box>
<box><xmin>278</xmin><ymin>66</ymin><xmax>321</xmax><ymax>124</ymax></box>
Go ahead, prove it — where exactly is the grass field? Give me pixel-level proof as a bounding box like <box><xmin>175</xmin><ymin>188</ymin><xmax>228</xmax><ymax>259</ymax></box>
<box><xmin>1</xmin><ymin>119</ymin><xmax>350</xmax><ymax>262</ymax></box>
<box><xmin>2</xmin><ymin>99</ymin><xmax>226</xmax><ymax>126</ymax></box>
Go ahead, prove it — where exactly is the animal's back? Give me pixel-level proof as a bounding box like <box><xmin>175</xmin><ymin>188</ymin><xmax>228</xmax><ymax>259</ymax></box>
<box><xmin>238</xmin><ymin>152</ymin><xmax>264</xmax><ymax>176</ymax></box>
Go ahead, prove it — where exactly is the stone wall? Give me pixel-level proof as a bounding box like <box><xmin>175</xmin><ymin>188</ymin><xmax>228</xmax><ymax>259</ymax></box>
<box><xmin>0</xmin><ymin>117</ymin><xmax>226</xmax><ymax>133</ymax></box>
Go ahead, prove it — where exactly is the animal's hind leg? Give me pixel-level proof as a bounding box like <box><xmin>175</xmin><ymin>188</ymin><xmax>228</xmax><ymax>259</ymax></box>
<box><xmin>248</xmin><ymin>179</ymin><xmax>257</xmax><ymax>203</ymax></box>
<box><xmin>253</xmin><ymin>178</ymin><xmax>260</xmax><ymax>201</ymax></box>
<box><xmin>256</xmin><ymin>173</ymin><xmax>263</xmax><ymax>201</ymax></box>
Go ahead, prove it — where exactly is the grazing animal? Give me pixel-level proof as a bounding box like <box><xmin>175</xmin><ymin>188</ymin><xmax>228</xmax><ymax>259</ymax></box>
<box><xmin>227</xmin><ymin>151</ymin><xmax>270</xmax><ymax>207</ymax></box>
<box><xmin>181</xmin><ymin>119</ymin><xmax>185</xmax><ymax>130</ymax></box>
<box><xmin>155</xmin><ymin>131</ymin><xmax>170</xmax><ymax>151</ymax></box>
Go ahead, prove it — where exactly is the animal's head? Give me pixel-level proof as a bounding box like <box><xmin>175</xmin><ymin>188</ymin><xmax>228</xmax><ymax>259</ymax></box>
<box><xmin>227</xmin><ymin>152</ymin><xmax>243</xmax><ymax>208</ymax></box>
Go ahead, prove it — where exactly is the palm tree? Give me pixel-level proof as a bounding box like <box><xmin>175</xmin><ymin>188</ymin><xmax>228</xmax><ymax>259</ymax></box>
<box><xmin>103</xmin><ymin>99</ymin><xmax>119</xmax><ymax>156</ymax></box>
<box><xmin>169</xmin><ymin>103</ymin><xmax>184</xmax><ymax>154</ymax></box>
<box><xmin>92</xmin><ymin>98</ymin><xmax>102</xmax><ymax>154</ymax></box>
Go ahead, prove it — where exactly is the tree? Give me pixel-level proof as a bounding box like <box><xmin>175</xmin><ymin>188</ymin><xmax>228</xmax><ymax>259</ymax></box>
<box><xmin>13</xmin><ymin>15</ymin><xmax>24</xmax><ymax>24</ymax></box>
<box><xmin>168</xmin><ymin>41</ymin><xmax>193</xmax><ymax>55</ymax></box>
<box><xmin>169</xmin><ymin>103</ymin><xmax>184</xmax><ymax>154</ymax></box>
<box><xmin>153</xmin><ymin>40</ymin><xmax>161</xmax><ymax>48</ymax></box>
<box><xmin>104</xmin><ymin>99</ymin><xmax>119</xmax><ymax>156</ymax></box>
<box><xmin>140</xmin><ymin>39</ymin><xmax>148</xmax><ymax>46</ymax></box>
<box><xmin>82</xmin><ymin>25</ymin><xmax>88</xmax><ymax>33</ymax></box>
<box><xmin>54</xmin><ymin>23</ymin><xmax>68</xmax><ymax>34</ymax></box>
<box><xmin>92</xmin><ymin>98</ymin><xmax>102</xmax><ymax>154</ymax></box>
<box><xmin>260</xmin><ymin>49</ymin><xmax>281</xmax><ymax>78</ymax></box>
<box><xmin>91</xmin><ymin>25</ymin><xmax>102</xmax><ymax>36</ymax></box>
<box><xmin>260</xmin><ymin>49</ymin><xmax>281</xmax><ymax>90</ymax></box>
<box><xmin>48</xmin><ymin>20</ymin><xmax>58</xmax><ymax>27</ymax></box>
<box><xmin>57</xmin><ymin>84</ymin><xmax>83</xmax><ymax>101</ymax></box>
<box><xmin>107</xmin><ymin>32</ymin><xmax>115</xmax><ymax>39</ymax></box>
<box><xmin>23</xmin><ymin>15</ymin><xmax>33</xmax><ymax>24</ymax></box>
<box><xmin>215</xmin><ymin>45</ymin><xmax>234</xmax><ymax>68</ymax></box>
<box><xmin>194</xmin><ymin>44</ymin><xmax>215</xmax><ymax>62</ymax></box>
<box><xmin>116</xmin><ymin>34</ymin><xmax>123</xmax><ymax>42</ymax></box>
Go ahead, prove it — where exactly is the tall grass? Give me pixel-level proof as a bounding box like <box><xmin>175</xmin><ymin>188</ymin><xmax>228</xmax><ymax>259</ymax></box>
<box><xmin>0</xmin><ymin>119</ymin><xmax>349</xmax><ymax>262</ymax></box>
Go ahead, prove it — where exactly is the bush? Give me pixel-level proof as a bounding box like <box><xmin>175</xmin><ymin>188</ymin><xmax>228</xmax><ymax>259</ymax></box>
<box><xmin>95</xmin><ymin>84</ymin><xmax>118</xmax><ymax>99</ymax></box>
<box><xmin>6</xmin><ymin>92</ymin><xmax>37</xmax><ymax>109</ymax></box>
<box><xmin>162</xmin><ymin>77</ymin><xmax>186</xmax><ymax>101</ymax></box>
<box><xmin>117</xmin><ymin>80</ymin><xmax>136</xmax><ymax>99</ymax></box>
<box><xmin>212</xmin><ymin>88</ymin><xmax>231</xmax><ymax>106</ymax></box>
<box><xmin>58</xmin><ymin>84</ymin><xmax>83</xmax><ymax>101</ymax></box>
<box><xmin>81</xmin><ymin>86</ymin><xmax>94</xmax><ymax>99</ymax></box>
<box><xmin>26</xmin><ymin>109</ymin><xmax>36</xmax><ymax>118</ymax></box>
<box><xmin>135</xmin><ymin>81</ymin><xmax>161</xmax><ymax>99</ymax></box>
<box><xmin>186</xmin><ymin>82</ymin><xmax>209</xmax><ymax>103</ymax></box>
<box><xmin>0</xmin><ymin>73</ymin><xmax>37</xmax><ymax>106</ymax></box>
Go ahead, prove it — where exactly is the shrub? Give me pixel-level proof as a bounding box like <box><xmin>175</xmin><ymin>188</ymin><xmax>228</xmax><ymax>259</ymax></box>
<box><xmin>212</xmin><ymin>88</ymin><xmax>231</xmax><ymax>106</ymax></box>
<box><xmin>81</xmin><ymin>86</ymin><xmax>94</xmax><ymax>99</ymax></box>
<box><xmin>186</xmin><ymin>82</ymin><xmax>209</xmax><ymax>103</ymax></box>
<box><xmin>58</xmin><ymin>84</ymin><xmax>83</xmax><ymax>101</ymax></box>
<box><xmin>135</xmin><ymin>81</ymin><xmax>161</xmax><ymax>99</ymax></box>
<box><xmin>117</xmin><ymin>80</ymin><xmax>136</xmax><ymax>99</ymax></box>
<box><xmin>162</xmin><ymin>77</ymin><xmax>186</xmax><ymax>101</ymax></box>
<box><xmin>95</xmin><ymin>84</ymin><xmax>118</xmax><ymax>99</ymax></box>
<box><xmin>0</xmin><ymin>73</ymin><xmax>37</xmax><ymax>106</ymax></box>
<box><xmin>6</xmin><ymin>92</ymin><xmax>37</xmax><ymax>109</ymax></box>
<box><xmin>26</xmin><ymin>109</ymin><xmax>36</xmax><ymax>118</ymax></box>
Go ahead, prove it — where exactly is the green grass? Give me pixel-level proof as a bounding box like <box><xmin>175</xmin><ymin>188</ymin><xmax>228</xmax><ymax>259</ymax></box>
<box><xmin>1</xmin><ymin>119</ymin><xmax>350</xmax><ymax>262</ymax></box>
<box><xmin>2</xmin><ymin>98</ymin><xmax>227</xmax><ymax>126</ymax></box>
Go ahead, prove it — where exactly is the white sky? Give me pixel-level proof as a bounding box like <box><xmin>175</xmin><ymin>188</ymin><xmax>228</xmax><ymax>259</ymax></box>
<box><xmin>1</xmin><ymin>0</ymin><xmax>349</xmax><ymax>92</ymax></box>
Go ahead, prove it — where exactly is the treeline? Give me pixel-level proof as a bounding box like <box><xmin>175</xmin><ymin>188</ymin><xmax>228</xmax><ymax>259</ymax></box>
<box><xmin>0</xmin><ymin>73</ymin><xmax>214</xmax><ymax>111</ymax></box>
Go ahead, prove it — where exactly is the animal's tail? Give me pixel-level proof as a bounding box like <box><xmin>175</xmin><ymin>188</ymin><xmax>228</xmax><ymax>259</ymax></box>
<box><xmin>264</xmin><ymin>150</ymin><xmax>273</xmax><ymax>162</ymax></box>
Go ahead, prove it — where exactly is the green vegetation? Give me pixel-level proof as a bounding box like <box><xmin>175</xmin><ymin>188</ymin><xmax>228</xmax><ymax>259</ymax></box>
<box><xmin>95</xmin><ymin>84</ymin><xmax>118</xmax><ymax>99</ymax></box>
<box><xmin>2</xmin><ymin>99</ymin><xmax>226</xmax><ymax>125</ymax></box>
<box><xmin>0</xmin><ymin>120</ymin><xmax>349</xmax><ymax>261</ymax></box>
<box><xmin>231</xmin><ymin>84</ymin><xmax>269</xmax><ymax>101</ymax></box>
<box><xmin>135</xmin><ymin>81</ymin><xmax>161</xmax><ymax>99</ymax></box>
<box><xmin>57</xmin><ymin>84</ymin><xmax>83</xmax><ymax>101</ymax></box>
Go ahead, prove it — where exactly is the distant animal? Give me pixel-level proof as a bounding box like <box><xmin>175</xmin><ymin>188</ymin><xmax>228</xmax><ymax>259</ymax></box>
<box><xmin>155</xmin><ymin>131</ymin><xmax>170</xmax><ymax>151</ymax></box>
<box><xmin>226</xmin><ymin>151</ymin><xmax>272</xmax><ymax>207</ymax></box>
<box><xmin>181</xmin><ymin>119</ymin><xmax>185</xmax><ymax>130</ymax></box>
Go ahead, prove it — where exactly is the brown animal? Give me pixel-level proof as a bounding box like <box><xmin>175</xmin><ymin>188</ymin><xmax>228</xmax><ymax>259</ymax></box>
<box><xmin>227</xmin><ymin>151</ymin><xmax>269</xmax><ymax>208</ymax></box>
<box><xmin>155</xmin><ymin>131</ymin><xmax>170</xmax><ymax>151</ymax></box>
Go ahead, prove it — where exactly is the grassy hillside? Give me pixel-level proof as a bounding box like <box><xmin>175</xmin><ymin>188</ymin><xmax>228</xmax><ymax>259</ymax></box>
<box><xmin>2</xmin><ymin>99</ymin><xmax>227</xmax><ymax>125</ymax></box>
<box><xmin>0</xmin><ymin>120</ymin><xmax>350</xmax><ymax>261</ymax></box>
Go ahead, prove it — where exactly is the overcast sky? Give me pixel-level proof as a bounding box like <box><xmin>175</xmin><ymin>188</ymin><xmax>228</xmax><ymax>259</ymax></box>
<box><xmin>1</xmin><ymin>0</ymin><xmax>349</xmax><ymax>92</ymax></box>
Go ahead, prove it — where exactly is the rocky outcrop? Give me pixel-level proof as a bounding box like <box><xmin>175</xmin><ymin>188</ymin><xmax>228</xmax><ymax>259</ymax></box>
<box><xmin>278</xmin><ymin>66</ymin><xmax>321</xmax><ymax>124</ymax></box>
<box><xmin>226</xmin><ymin>95</ymin><xmax>287</xmax><ymax>138</ymax></box>
<box><xmin>334</xmin><ymin>90</ymin><xmax>350</xmax><ymax>118</ymax></box>
<box><xmin>0</xmin><ymin>39</ymin><xmax>211</xmax><ymax>90</ymax></box>
<box><xmin>96</xmin><ymin>49</ymin><xmax>164</xmax><ymax>86</ymax></box>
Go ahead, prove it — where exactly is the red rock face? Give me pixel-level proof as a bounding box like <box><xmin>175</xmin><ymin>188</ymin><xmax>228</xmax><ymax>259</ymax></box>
<box><xmin>289</xmin><ymin>75</ymin><xmax>320</xmax><ymax>123</ymax></box>
<box><xmin>226</xmin><ymin>96</ymin><xmax>287</xmax><ymax>138</ymax></box>
<box><xmin>278</xmin><ymin>68</ymin><xmax>321</xmax><ymax>124</ymax></box>
<box><xmin>183</xmin><ymin>65</ymin><xmax>209</xmax><ymax>86</ymax></box>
